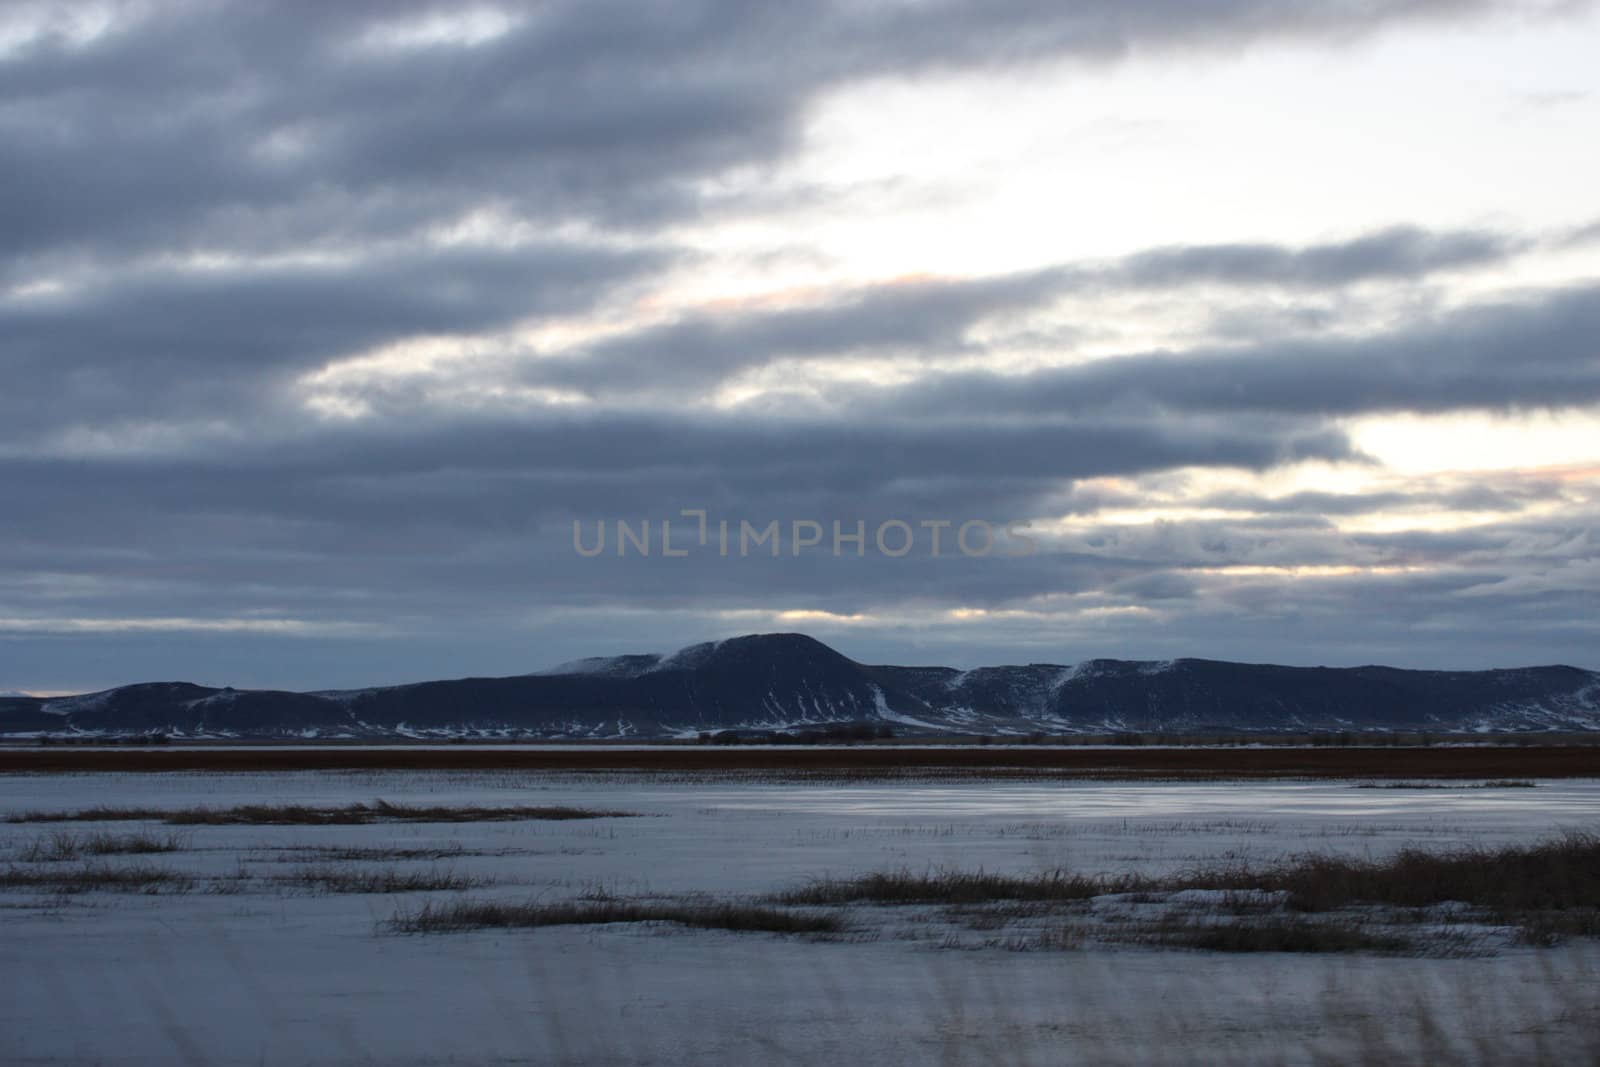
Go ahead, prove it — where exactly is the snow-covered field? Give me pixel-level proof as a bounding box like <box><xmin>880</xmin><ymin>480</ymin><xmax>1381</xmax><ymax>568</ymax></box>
<box><xmin>2</xmin><ymin>771</ymin><xmax>1597</xmax><ymax>1065</ymax></box>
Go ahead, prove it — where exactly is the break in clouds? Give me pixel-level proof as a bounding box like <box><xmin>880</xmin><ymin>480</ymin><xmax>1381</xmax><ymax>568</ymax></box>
<box><xmin>1</xmin><ymin>0</ymin><xmax>1598</xmax><ymax>690</ymax></box>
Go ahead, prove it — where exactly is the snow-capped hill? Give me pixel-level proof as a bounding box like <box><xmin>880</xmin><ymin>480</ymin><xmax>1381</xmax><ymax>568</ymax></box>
<box><xmin>4</xmin><ymin>636</ymin><xmax>1596</xmax><ymax>739</ymax></box>
<box><xmin>534</xmin><ymin>654</ymin><xmax>666</xmax><ymax>678</ymax></box>
<box><xmin>651</xmin><ymin>640</ymin><xmax>725</xmax><ymax>672</ymax></box>
<box><xmin>40</xmin><ymin>690</ymin><xmax>116</xmax><ymax>715</ymax></box>
<box><xmin>535</xmin><ymin>635</ymin><xmax>836</xmax><ymax>678</ymax></box>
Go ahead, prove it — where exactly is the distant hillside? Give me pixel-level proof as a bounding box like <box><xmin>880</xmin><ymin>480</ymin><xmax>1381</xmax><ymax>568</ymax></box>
<box><xmin>3</xmin><ymin>633</ymin><xmax>1596</xmax><ymax>739</ymax></box>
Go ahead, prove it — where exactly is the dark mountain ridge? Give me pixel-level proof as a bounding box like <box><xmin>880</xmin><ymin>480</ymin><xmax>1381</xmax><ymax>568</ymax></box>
<box><xmin>3</xmin><ymin>633</ymin><xmax>1596</xmax><ymax>739</ymax></box>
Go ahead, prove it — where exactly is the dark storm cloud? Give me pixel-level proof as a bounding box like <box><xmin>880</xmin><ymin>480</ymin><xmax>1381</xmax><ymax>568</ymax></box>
<box><xmin>0</xmin><ymin>0</ymin><xmax>1509</xmax><ymax>272</ymax></box>
<box><xmin>0</xmin><ymin>221</ymin><xmax>1518</xmax><ymax>432</ymax></box>
<box><xmin>0</xmin><ymin>243</ymin><xmax>664</xmax><ymax>427</ymax></box>
<box><xmin>0</xmin><ymin>0</ymin><xmax>1531</xmax><ymax>439</ymax></box>
<box><xmin>7</xmin><ymin>469</ymin><xmax>1596</xmax><ymax>685</ymax></box>
<box><xmin>2</xmin><ymin>0</ymin><xmax>1595</xmax><ymax>688</ymax></box>
<box><xmin>0</xmin><ymin>397</ymin><xmax>1357</xmax><ymax>666</ymax></box>
<box><xmin>0</xmin><ymin>409</ymin><xmax>1358</xmax><ymax>543</ymax></box>
<box><xmin>0</xmin><ymin>0</ymin><xmax>1548</xmax><ymax>429</ymax></box>
<box><xmin>0</xmin><ymin>2</ymin><xmax>794</xmax><ymax>265</ymax></box>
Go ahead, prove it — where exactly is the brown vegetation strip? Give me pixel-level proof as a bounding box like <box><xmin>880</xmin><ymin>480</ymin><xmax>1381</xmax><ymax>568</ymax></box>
<box><xmin>777</xmin><ymin>869</ymin><xmax>1153</xmax><ymax>906</ymax></box>
<box><xmin>1115</xmin><ymin>916</ymin><xmax>1416</xmax><ymax>954</ymax></box>
<box><xmin>0</xmin><ymin>863</ymin><xmax>194</xmax><ymax>893</ymax></box>
<box><xmin>6</xmin><ymin>801</ymin><xmax>633</xmax><ymax>824</ymax></box>
<box><xmin>776</xmin><ymin>832</ymin><xmax>1600</xmax><ymax>946</ymax></box>
<box><xmin>17</xmin><ymin>830</ymin><xmax>185</xmax><ymax>860</ymax></box>
<box><xmin>786</xmin><ymin>833</ymin><xmax>1600</xmax><ymax>914</ymax></box>
<box><xmin>387</xmin><ymin>898</ymin><xmax>845</xmax><ymax>936</ymax></box>
<box><xmin>3</xmin><ymin>745</ymin><xmax>1600</xmax><ymax>778</ymax></box>
<box><xmin>276</xmin><ymin>865</ymin><xmax>489</xmax><ymax>894</ymax></box>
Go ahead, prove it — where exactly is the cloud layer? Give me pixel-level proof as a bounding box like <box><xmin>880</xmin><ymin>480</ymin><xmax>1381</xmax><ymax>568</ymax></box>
<box><xmin>1</xmin><ymin>0</ymin><xmax>1596</xmax><ymax>689</ymax></box>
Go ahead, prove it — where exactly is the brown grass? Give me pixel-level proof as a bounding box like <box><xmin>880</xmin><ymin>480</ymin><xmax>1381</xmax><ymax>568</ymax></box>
<box><xmin>0</xmin><ymin>862</ymin><xmax>194</xmax><ymax>893</ymax></box>
<box><xmin>776</xmin><ymin>868</ymin><xmax>1155</xmax><ymax>906</ymax></box>
<box><xmin>1515</xmin><ymin>909</ymin><xmax>1600</xmax><ymax>946</ymax></box>
<box><xmin>16</xmin><ymin>829</ymin><xmax>186</xmax><ymax>861</ymax></box>
<box><xmin>6</xmin><ymin>800</ymin><xmax>635</xmax><ymax>825</ymax></box>
<box><xmin>265</xmin><ymin>844</ymin><xmax>474</xmax><ymax>862</ymax></box>
<box><xmin>387</xmin><ymin>898</ymin><xmax>845</xmax><ymax>936</ymax></box>
<box><xmin>1355</xmin><ymin>779</ymin><xmax>1537</xmax><ymax>789</ymax></box>
<box><xmin>3</xmin><ymin>745</ymin><xmax>1600</xmax><ymax>779</ymax></box>
<box><xmin>1177</xmin><ymin>831</ymin><xmax>1600</xmax><ymax>917</ymax></box>
<box><xmin>1113</xmin><ymin>915</ymin><xmax>1415</xmax><ymax>954</ymax></box>
<box><xmin>781</xmin><ymin>833</ymin><xmax>1600</xmax><ymax>916</ymax></box>
<box><xmin>275</xmin><ymin>865</ymin><xmax>489</xmax><ymax>893</ymax></box>
<box><xmin>778</xmin><ymin>833</ymin><xmax>1600</xmax><ymax>948</ymax></box>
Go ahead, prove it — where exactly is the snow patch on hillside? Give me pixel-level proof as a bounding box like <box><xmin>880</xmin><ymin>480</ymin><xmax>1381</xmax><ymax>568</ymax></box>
<box><xmin>870</xmin><ymin>685</ymin><xmax>941</xmax><ymax>731</ymax></box>
<box><xmin>653</xmin><ymin>639</ymin><xmax>726</xmax><ymax>671</ymax></box>
<box><xmin>538</xmin><ymin>640</ymin><xmax>730</xmax><ymax>677</ymax></box>
<box><xmin>534</xmin><ymin>654</ymin><xmax>663</xmax><ymax>678</ymax></box>
<box><xmin>1050</xmin><ymin>662</ymin><xmax>1094</xmax><ymax>693</ymax></box>
<box><xmin>39</xmin><ymin>691</ymin><xmax>113</xmax><ymax>716</ymax></box>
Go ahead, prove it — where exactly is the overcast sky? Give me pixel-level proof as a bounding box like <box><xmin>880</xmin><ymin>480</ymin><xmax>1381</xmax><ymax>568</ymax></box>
<box><xmin>2</xmin><ymin>0</ymin><xmax>1598</xmax><ymax>693</ymax></box>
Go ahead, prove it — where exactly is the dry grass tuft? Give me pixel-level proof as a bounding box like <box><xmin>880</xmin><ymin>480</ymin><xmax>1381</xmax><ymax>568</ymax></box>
<box><xmin>775</xmin><ymin>868</ymin><xmax>1155</xmax><ymax>906</ymax></box>
<box><xmin>1114</xmin><ymin>915</ymin><xmax>1413</xmax><ymax>954</ymax></box>
<box><xmin>1176</xmin><ymin>831</ymin><xmax>1600</xmax><ymax>921</ymax></box>
<box><xmin>0</xmin><ymin>862</ymin><xmax>195</xmax><ymax>894</ymax></box>
<box><xmin>16</xmin><ymin>829</ymin><xmax>186</xmax><ymax>862</ymax></box>
<box><xmin>387</xmin><ymin>897</ymin><xmax>845</xmax><ymax>936</ymax></box>
<box><xmin>276</xmin><ymin>865</ymin><xmax>489</xmax><ymax>894</ymax></box>
<box><xmin>777</xmin><ymin>832</ymin><xmax>1600</xmax><ymax>951</ymax></box>
<box><xmin>265</xmin><ymin>844</ymin><xmax>475</xmax><ymax>863</ymax></box>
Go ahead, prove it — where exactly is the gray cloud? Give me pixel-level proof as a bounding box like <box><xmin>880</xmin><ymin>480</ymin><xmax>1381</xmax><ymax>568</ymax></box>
<box><xmin>0</xmin><ymin>218</ymin><xmax>1544</xmax><ymax>442</ymax></box>
<box><xmin>5</xmin><ymin>495</ymin><xmax>1596</xmax><ymax>688</ymax></box>
<box><xmin>1</xmin><ymin>0</ymin><xmax>1595</xmax><ymax>690</ymax></box>
<box><xmin>1560</xmin><ymin>218</ymin><xmax>1600</xmax><ymax>248</ymax></box>
<box><xmin>1194</xmin><ymin>478</ymin><xmax>1567</xmax><ymax>517</ymax></box>
<box><xmin>1113</xmin><ymin>226</ymin><xmax>1519</xmax><ymax>289</ymax></box>
<box><xmin>0</xmin><ymin>409</ymin><xmax>1357</xmax><ymax>542</ymax></box>
<box><xmin>0</xmin><ymin>242</ymin><xmax>665</xmax><ymax>429</ymax></box>
<box><xmin>880</xmin><ymin>283</ymin><xmax>1600</xmax><ymax>418</ymax></box>
<box><xmin>0</xmin><ymin>0</ymin><xmax>1518</xmax><ymax>272</ymax></box>
<box><xmin>520</xmin><ymin>225</ymin><xmax>1527</xmax><ymax>399</ymax></box>
<box><xmin>525</xmin><ymin>270</ymin><xmax>1067</xmax><ymax>395</ymax></box>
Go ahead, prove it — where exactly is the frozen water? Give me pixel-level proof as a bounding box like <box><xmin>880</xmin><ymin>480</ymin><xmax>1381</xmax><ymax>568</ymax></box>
<box><xmin>1</xmin><ymin>771</ymin><xmax>1596</xmax><ymax>1064</ymax></box>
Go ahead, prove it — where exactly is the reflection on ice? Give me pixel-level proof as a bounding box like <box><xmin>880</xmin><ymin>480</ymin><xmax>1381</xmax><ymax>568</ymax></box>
<box><xmin>679</xmin><ymin>779</ymin><xmax>1598</xmax><ymax>826</ymax></box>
